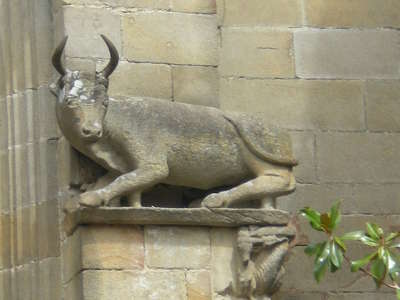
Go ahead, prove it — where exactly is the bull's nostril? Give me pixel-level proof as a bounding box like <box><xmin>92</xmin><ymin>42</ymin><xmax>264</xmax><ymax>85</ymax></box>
<box><xmin>82</xmin><ymin>127</ymin><xmax>91</xmax><ymax>135</ymax></box>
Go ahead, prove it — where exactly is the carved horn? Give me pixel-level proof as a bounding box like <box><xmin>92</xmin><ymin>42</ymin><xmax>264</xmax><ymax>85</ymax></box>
<box><xmin>52</xmin><ymin>36</ymin><xmax>68</xmax><ymax>76</ymax></box>
<box><xmin>99</xmin><ymin>35</ymin><xmax>119</xmax><ymax>78</ymax></box>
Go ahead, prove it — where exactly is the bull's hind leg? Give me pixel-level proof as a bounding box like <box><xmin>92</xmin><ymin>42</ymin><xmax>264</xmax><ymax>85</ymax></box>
<box><xmin>201</xmin><ymin>171</ymin><xmax>295</xmax><ymax>208</ymax></box>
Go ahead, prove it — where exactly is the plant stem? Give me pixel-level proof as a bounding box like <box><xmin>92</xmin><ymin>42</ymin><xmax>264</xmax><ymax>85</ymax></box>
<box><xmin>343</xmin><ymin>253</ymin><xmax>399</xmax><ymax>290</ymax></box>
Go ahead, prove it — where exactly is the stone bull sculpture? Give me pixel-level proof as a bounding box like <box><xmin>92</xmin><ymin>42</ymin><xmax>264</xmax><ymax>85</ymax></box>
<box><xmin>51</xmin><ymin>35</ymin><xmax>297</xmax><ymax>209</ymax></box>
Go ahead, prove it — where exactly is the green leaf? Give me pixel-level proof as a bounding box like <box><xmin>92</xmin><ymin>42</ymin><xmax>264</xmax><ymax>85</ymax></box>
<box><xmin>305</xmin><ymin>243</ymin><xmax>324</xmax><ymax>257</ymax></box>
<box><xmin>370</xmin><ymin>258</ymin><xmax>386</xmax><ymax>287</ymax></box>
<box><xmin>301</xmin><ymin>207</ymin><xmax>323</xmax><ymax>232</ymax></box>
<box><xmin>396</xmin><ymin>289</ymin><xmax>400</xmax><ymax>300</ymax></box>
<box><xmin>313</xmin><ymin>242</ymin><xmax>331</xmax><ymax>283</ymax></box>
<box><xmin>334</xmin><ymin>236</ymin><xmax>347</xmax><ymax>252</ymax></box>
<box><xmin>360</xmin><ymin>236</ymin><xmax>380</xmax><ymax>247</ymax></box>
<box><xmin>351</xmin><ymin>251</ymin><xmax>378</xmax><ymax>272</ymax></box>
<box><xmin>329</xmin><ymin>201</ymin><xmax>341</xmax><ymax>230</ymax></box>
<box><xmin>385</xmin><ymin>232</ymin><xmax>400</xmax><ymax>243</ymax></box>
<box><xmin>341</xmin><ymin>231</ymin><xmax>365</xmax><ymax>241</ymax></box>
<box><xmin>366</xmin><ymin>223</ymin><xmax>381</xmax><ymax>241</ymax></box>
<box><xmin>330</xmin><ymin>241</ymin><xmax>343</xmax><ymax>269</ymax></box>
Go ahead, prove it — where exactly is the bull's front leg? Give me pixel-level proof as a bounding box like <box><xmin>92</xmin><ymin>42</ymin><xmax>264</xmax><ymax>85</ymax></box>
<box><xmin>79</xmin><ymin>162</ymin><xmax>169</xmax><ymax>207</ymax></box>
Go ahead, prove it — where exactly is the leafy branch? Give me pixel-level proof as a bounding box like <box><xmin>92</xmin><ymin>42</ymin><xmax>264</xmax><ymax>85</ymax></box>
<box><xmin>300</xmin><ymin>202</ymin><xmax>400</xmax><ymax>299</ymax></box>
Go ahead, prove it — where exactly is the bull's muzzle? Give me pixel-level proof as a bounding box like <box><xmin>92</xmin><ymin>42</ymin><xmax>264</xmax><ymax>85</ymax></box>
<box><xmin>81</xmin><ymin>124</ymin><xmax>103</xmax><ymax>140</ymax></box>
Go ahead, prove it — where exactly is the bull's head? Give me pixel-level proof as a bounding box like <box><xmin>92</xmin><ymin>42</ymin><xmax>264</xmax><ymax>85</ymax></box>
<box><xmin>50</xmin><ymin>35</ymin><xmax>119</xmax><ymax>142</ymax></box>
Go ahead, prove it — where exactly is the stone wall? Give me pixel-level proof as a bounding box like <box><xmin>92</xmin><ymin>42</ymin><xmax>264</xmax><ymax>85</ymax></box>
<box><xmin>0</xmin><ymin>0</ymin><xmax>62</xmax><ymax>299</ymax></box>
<box><xmin>1</xmin><ymin>0</ymin><xmax>399</xmax><ymax>299</ymax></box>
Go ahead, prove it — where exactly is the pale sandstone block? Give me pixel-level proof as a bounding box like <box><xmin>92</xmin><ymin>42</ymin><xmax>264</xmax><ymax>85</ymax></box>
<box><xmin>123</xmin><ymin>12</ymin><xmax>218</xmax><ymax>65</ymax></box>
<box><xmin>366</xmin><ymin>80</ymin><xmax>400</xmax><ymax>131</ymax></box>
<box><xmin>220</xmin><ymin>78</ymin><xmax>364</xmax><ymax>130</ymax></box>
<box><xmin>12</xmin><ymin>93</ymin><xmax>28</xmax><ymax>147</ymax></box>
<box><xmin>145</xmin><ymin>226</ymin><xmax>210</xmax><ymax>269</ymax></box>
<box><xmin>63</xmin><ymin>7</ymin><xmax>121</xmax><ymax>58</ymax></box>
<box><xmin>62</xmin><ymin>228</ymin><xmax>82</xmax><ymax>283</ymax></box>
<box><xmin>187</xmin><ymin>270</ymin><xmax>212</xmax><ymax>300</ymax></box>
<box><xmin>172</xmin><ymin>66</ymin><xmax>218</xmax><ymax>107</ymax></box>
<box><xmin>83</xmin><ymin>270</ymin><xmax>186</xmax><ymax>300</ymax></box>
<box><xmin>210</xmin><ymin>228</ymin><xmax>236</xmax><ymax>293</ymax></box>
<box><xmin>171</xmin><ymin>0</ymin><xmax>216</xmax><ymax>13</ymax></box>
<box><xmin>0</xmin><ymin>100</ymin><xmax>7</xmax><ymax>151</ymax></box>
<box><xmin>38</xmin><ymin>201</ymin><xmax>60</xmax><ymax>259</ymax></box>
<box><xmin>108</xmin><ymin>62</ymin><xmax>172</xmax><ymax>99</ymax></box>
<box><xmin>66</xmin><ymin>57</ymin><xmax>96</xmax><ymax>74</ymax></box>
<box><xmin>295</xmin><ymin>29</ymin><xmax>400</xmax><ymax>79</ymax></box>
<box><xmin>64</xmin><ymin>273</ymin><xmax>83</xmax><ymax>300</ymax></box>
<box><xmin>305</xmin><ymin>0</ymin><xmax>400</xmax><ymax>28</ymax></box>
<box><xmin>0</xmin><ymin>151</ymin><xmax>9</xmax><ymax>213</ymax></box>
<box><xmin>0</xmin><ymin>214</ymin><xmax>11</xmax><ymax>269</ymax></box>
<box><xmin>35</xmin><ymin>140</ymin><xmax>58</xmax><ymax>203</ymax></box>
<box><xmin>289</xmin><ymin>131</ymin><xmax>316</xmax><ymax>183</ymax></box>
<box><xmin>63</xmin><ymin>0</ymin><xmax>170</xmax><ymax>8</ymax></box>
<box><xmin>15</xmin><ymin>208</ymin><xmax>32</xmax><ymax>266</ymax></box>
<box><xmin>0</xmin><ymin>270</ymin><xmax>12</xmax><ymax>300</ymax></box>
<box><xmin>220</xmin><ymin>29</ymin><xmax>294</xmax><ymax>78</ymax></box>
<box><xmin>15</xmin><ymin>264</ymin><xmax>33</xmax><ymax>300</ymax></box>
<box><xmin>317</xmin><ymin>133</ymin><xmax>400</xmax><ymax>183</ymax></box>
<box><xmin>38</xmin><ymin>257</ymin><xmax>62</xmax><ymax>300</ymax></box>
<box><xmin>0</xmin><ymin>1</ymin><xmax>12</xmax><ymax>96</ymax></box>
<box><xmin>81</xmin><ymin>225</ymin><xmax>144</xmax><ymax>269</ymax></box>
<box><xmin>221</xmin><ymin>0</ymin><xmax>302</xmax><ymax>26</ymax></box>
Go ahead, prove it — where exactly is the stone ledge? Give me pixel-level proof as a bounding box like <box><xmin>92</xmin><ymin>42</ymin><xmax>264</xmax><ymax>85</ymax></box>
<box><xmin>64</xmin><ymin>207</ymin><xmax>290</xmax><ymax>235</ymax></box>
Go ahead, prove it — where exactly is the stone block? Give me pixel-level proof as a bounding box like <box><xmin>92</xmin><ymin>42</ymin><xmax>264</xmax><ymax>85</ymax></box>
<box><xmin>290</xmin><ymin>131</ymin><xmax>316</xmax><ymax>183</ymax></box>
<box><xmin>108</xmin><ymin>62</ymin><xmax>172</xmax><ymax>99</ymax></box>
<box><xmin>220</xmin><ymin>29</ymin><xmax>294</xmax><ymax>78</ymax></box>
<box><xmin>170</xmin><ymin>0</ymin><xmax>216</xmax><ymax>13</ymax></box>
<box><xmin>277</xmin><ymin>183</ymin><xmax>353</xmax><ymax>214</ymax></box>
<box><xmin>15</xmin><ymin>207</ymin><xmax>33</xmax><ymax>266</ymax></box>
<box><xmin>210</xmin><ymin>228</ymin><xmax>236</xmax><ymax>293</ymax></box>
<box><xmin>186</xmin><ymin>270</ymin><xmax>212</xmax><ymax>300</ymax></box>
<box><xmin>294</xmin><ymin>29</ymin><xmax>400</xmax><ymax>79</ymax></box>
<box><xmin>0</xmin><ymin>1</ymin><xmax>12</xmax><ymax>97</ymax></box>
<box><xmin>220</xmin><ymin>78</ymin><xmax>364</xmax><ymax>130</ymax></box>
<box><xmin>0</xmin><ymin>270</ymin><xmax>12</xmax><ymax>300</ymax></box>
<box><xmin>145</xmin><ymin>226</ymin><xmax>210</xmax><ymax>269</ymax></box>
<box><xmin>326</xmin><ymin>293</ymin><xmax>394</xmax><ymax>300</ymax></box>
<box><xmin>35</xmin><ymin>140</ymin><xmax>58</xmax><ymax>203</ymax></box>
<box><xmin>0</xmin><ymin>151</ymin><xmax>9</xmax><ymax>213</ymax></box>
<box><xmin>63</xmin><ymin>7</ymin><xmax>121</xmax><ymax>58</ymax></box>
<box><xmin>12</xmin><ymin>93</ymin><xmax>28</xmax><ymax>147</ymax></box>
<box><xmin>0</xmin><ymin>100</ymin><xmax>7</xmax><ymax>151</ymax></box>
<box><xmin>38</xmin><ymin>201</ymin><xmax>60</xmax><ymax>260</ymax></box>
<box><xmin>221</xmin><ymin>0</ymin><xmax>302</xmax><ymax>26</ymax></box>
<box><xmin>351</xmin><ymin>184</ymin><xmax>400</xmax><ymax>215</ymax></box>
<box><xmin>0</xmin><ymin>214</ymin><xmax>11</xmax><ymax>269</ymax></box>
<box><xmin>14</xmin><ymin>146</ymin><xmax>29</xmax><ymax>208</ymax></box>
<box><xmin>172</xmin><ymin>66</ymin><xmax>218</xmax><ymax>107</ymax></box>
<box><xmin>81</xmin><ymin>225</ymin><xmax>144</xmax><ymax>270</ymax></box>
<box><xmin>62</xmin><ymin>0</ymin><xmax>170</xmax><ymax>9</ymax></box>
<box><xmin>39</xmin><ymin>86</ymin><xmax>59</xmax><ymax>140</ymax></box>
<box><xmin>305</xmin><ymin>0</ymin><xmax>400</xmax><ymax>28</ymax></box>
<box><xmin>62</xmin><ymin>228</ymin><xmax>82</xmax><ymax>283</ymax></box>
<box><xmin>123</xmin><ymin>12</ymin><xmax>218</xmax><ymax>65</ymax></box>
<box><xmin>366</xmin><ymin>80</ymin><xmax>400</xmax><ymax>131</ymax></box>
<box><xmin>317</xmin><ymin>132</ymin><xmax>400</xmax><ymax>183</ymax></box>
<box><xmin>82</xmin><ymin>270</ymin><xmax>186</xmax><ymax>300</ymax></box>
<box><xmin>64</xmin><ymin>274</ymin><xmax>83</xmax><ymax>300</ymax></box>
<box><xmin>38</xmin><ymin>257</ymin><xmax>62</xmax><ymax>300</ymax></box>
<box><xmin>66</xmin><ymin>57</ymin><xmax>96</xmax><ymax>74</ymax></box>
<box><xmin>15</xmin><ymin>264</ymin><xmax>33</xmax><ymax>300</ymax></box>
<box><xmin>274</xmin><ymin>292</ymin><xmax>327</xmax><ymax>300</ymax></box>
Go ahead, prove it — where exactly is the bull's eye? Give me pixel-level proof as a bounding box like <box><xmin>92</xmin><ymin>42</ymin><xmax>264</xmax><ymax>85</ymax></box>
<box><xmin>103</xmin><ymin>98</ymin><xmax>109</xmax><ymax>108</ymax></box>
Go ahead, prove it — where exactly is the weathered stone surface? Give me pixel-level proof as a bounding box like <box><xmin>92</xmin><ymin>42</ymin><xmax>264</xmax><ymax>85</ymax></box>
<box><xmin>64</xmin><ymin>207</ymin><xmax>290</xmax><ymax>235</ymax></box>
<box><xmin>220</xmin><ymin>29</ymin><xmax>294</xmax><ymax>78</ymax></box>
<box><xmin>317</xmin><ymin>133</ymin><xmax>400</xmax><ymax>183</ymax></box>
<box><xmin>171</xmin><ymin>0</ymin><xmax>216</xmax><ymax>13</ymax></box>
<box><xmin>64</xmin><ymin>274</ymin><xmax>83</xmax><ymax>300</ymax></box>
<box><xmin>63</xmin><ymin>7</ymin><xmax>121</xmax><ymax>58</ymax></box>
<box><xmin>366</xmin><ymin>80</ymin><xmax>400</xmax><ymax>131</ymax></box>
<box><xmin>0</xmin><ymin>100</ymin><xmax>7</xmax><ymax>151</ymax></box>
<box><xmin>290</xmin><ymin>131</ymin><xmax>316</xmax><ymax>183</ymax></box>
<box><xmin>0</xmin><ymin>151</ymin><xmax>9</xmax><ymax>213</ymax></box>
<box><xmin>0</xmin><ymin>270</ymin><xmax>12</xmax><ymax>300</ymax></box>
<box><xmin>186</xmin><ymin>270</ymin><xmax>212</xmax><ymax>300</ymax></box>
<box><xmin>38</xmin><ymin>201</ymin><xmax>60</xmax><ymax>259</ymax></box>
<box><xmin>326</xmin><ymin>293</ymin><xmax>395</xmax><ymax>300</ymax></box>
<box><xmin>295</xmin><ymin>29</ymin><xmax>400</xmax><ymax>79</ymax></box>
<box><xmin>172</xmin><ymin>66</ymin><xmax>218</xmax><ymax>107</ymax></box>
<box><xmin>145</xmin><ymin>226</ymin><xmax>210</xmax><ymax>268</ymax></box>
<box><xmin>0</xmin><ymin>214</ymin><xmax>11</xmax><ymax>269</ymax></box>
<box><xmin>108</xmin><ymin>62</ymin><xmax>172</xmax><ymax>99</ymax></box>
<box><xmin>82</xmin><ymin>225</ymin><xmax>144</xmax><ymax>269</ymax></box>
<box><xmin>305</xmin><ymin>0</ymin><xmax>400</xmax><ymax>28</ymax></box>
<box><xmin>221</xmin><ymin>0</ymin><xmax>302</xmax><ymax>26</ymax></box>
<box><xmin>122</xmin><ymin>12</ymin><xmax>218</xmax><ymax>65</ymax></box>
<box><xmin>211</xmin><ymin>228</ymin><xmax>236</xmax><ymax>292</ymax></box>
<box><xmin>220</xmin><ymin>78</ymin><xmax>364</xmax><ymax>130</ymax></box>
<box><xmin>38</xmin><ymin>258</ymin><xmax>62</xmax><ymax>300</ymax></box>
<box><xmin>62</xmin><ymin>228</ymin><xmax>82</xmax><ymax>283</ymax></box>
<box><xmin>83</xmin><ymin>270</ymin><xmax>187</xmax><ymax>300</ymax></box>
<box><xmin>351</xmin><ymin>184</ymin><xmax>400</xmax><ymax>214</ymax></box>
<box><xmin>274</xmin><ymin>292</ymin><xmax>327</xmax><ymax>300</ymax></box>
<box><xmin>62</xmin><ymin>0</ymin><xmax>170</xmax><ymax>9</ymax></box>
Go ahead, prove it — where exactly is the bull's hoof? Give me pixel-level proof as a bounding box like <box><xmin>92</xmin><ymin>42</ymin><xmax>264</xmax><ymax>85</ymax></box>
<box><xmin>201</xmin><ymin>193</ymin><xmax>228</xmax><ymax>208</ymax></box>
<box><xmin>79</xmin><ymin>191</ymin><xmax>104</xmax><ymax>207</ymax></box>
